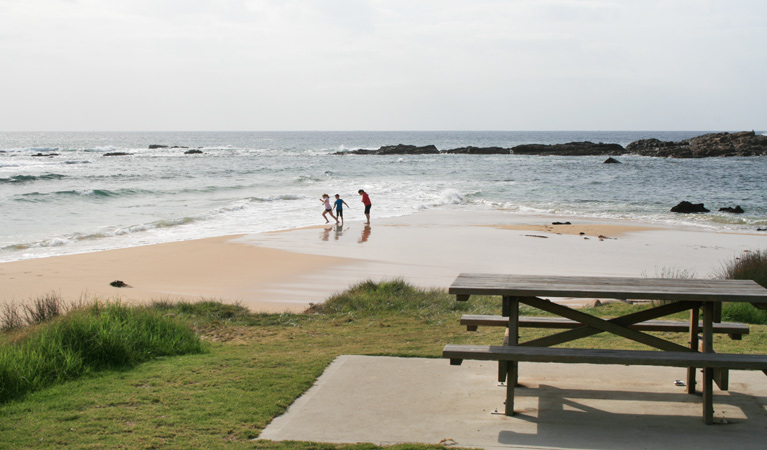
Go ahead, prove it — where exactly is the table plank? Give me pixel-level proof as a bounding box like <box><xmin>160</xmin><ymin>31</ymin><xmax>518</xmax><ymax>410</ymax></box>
<box><xmin>449</xmin><ymin>274</ymin><xmax>767</xmax><ymax>304</ymax></box>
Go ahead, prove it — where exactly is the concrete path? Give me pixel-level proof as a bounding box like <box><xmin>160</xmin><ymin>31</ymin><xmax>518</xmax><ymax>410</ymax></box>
<box><xmin>259</xmin><ymin>355</ymin><xmax>767</xmax><ymax>449</ymax></box>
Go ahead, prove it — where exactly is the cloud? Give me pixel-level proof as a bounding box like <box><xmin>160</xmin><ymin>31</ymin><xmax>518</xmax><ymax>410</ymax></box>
<box><xmin>0</xmin><ymin>0</ymin><xmax>765</xmax><ymax>130</ymax></box>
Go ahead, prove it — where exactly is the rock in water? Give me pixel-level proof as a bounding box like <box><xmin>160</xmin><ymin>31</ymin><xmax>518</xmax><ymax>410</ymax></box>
<box><xmin>671</xmin><ymin>201</ymin><xmax>710</xmax><ymax>213</ymax></box>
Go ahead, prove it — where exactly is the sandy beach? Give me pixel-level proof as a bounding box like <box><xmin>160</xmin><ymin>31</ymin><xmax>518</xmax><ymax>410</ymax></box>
<box><xmin>2</xmin><ymin>207</ymin><xmax>765</xmax><ymax>313</ymax></box>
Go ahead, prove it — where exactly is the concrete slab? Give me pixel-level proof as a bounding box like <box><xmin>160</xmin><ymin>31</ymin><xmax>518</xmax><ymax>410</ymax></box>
<box><xmin>258</xmin><ymin>355</ymin><xmax>767</xmax><ymax>450</ymax></box>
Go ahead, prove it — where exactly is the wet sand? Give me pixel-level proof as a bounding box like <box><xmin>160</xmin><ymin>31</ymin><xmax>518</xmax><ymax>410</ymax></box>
<box><xmin>2</xmin><ymin>208</ymin><xmax>765</xmax><ymax>312</ymax></box>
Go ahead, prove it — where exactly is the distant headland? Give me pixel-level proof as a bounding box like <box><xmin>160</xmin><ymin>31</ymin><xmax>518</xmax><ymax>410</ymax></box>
<box><xmin>332</xmin><ymin>131</ymin><xmax>767</xmax><ymax>157</ymax></box>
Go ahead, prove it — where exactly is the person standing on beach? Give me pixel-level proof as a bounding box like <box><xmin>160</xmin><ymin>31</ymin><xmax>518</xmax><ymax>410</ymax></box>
<box><xmin>321</xmin><ymin>194</ymin><xmax>338</xmax><ymax>224</ymax></box>
<box><xmin>334</xmin><ymin>194</ymin><xmax>349</xmax><ymax>225</ymax></box>
<box><xmin>358</xmin><ymin>189</ymin><xmax>371</xmax><ymax>224</ymax></box>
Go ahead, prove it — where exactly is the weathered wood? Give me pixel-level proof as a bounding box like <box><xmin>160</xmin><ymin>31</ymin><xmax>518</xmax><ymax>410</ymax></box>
<box><xmin>449</xmin><ymin>274</ymin><xmax>767</xmax><ymax>305</ymax></box>
<box><xmin>443</xmin><ymin>344</ymin><xmax>767</xmax><ymax>370</ymax></box>
<box><xmin>687</xmin><ymin>307</ymin><xmax>700</xmax><ymax>394</ymax></box>
<box><xmin>521</xmin><ymin>296</ymin><xmax>693</xmax><ymax>352</ymax></box>
<box><xmin>505</xmin><ymin>296</ymin><xmax>520</xmax><ymax>415</ymax></box>
<box><xmin>447</xmin><ymin>273</ymin><xmax>767</xmax><ymax>424</ymax></box>
<box><xmin>714</xmin><ymin>367</ymin><xmax>729</xmax><ymax>391</ymax></box>
<box><xmin>459</xmin><ymin>315</ymin><xmax>749</xmax><ymax>338</ymax></box>
<box><xmin>702</xmin><ymin>302</ymin><xmax>715</xmax><ymax>424</ymax></box>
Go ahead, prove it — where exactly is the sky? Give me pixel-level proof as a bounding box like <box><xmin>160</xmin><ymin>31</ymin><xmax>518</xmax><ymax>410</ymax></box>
<box><xmin>1</xmin><ymin>0</ymin><xmax>765</xmax><ymax>131</ymax></box>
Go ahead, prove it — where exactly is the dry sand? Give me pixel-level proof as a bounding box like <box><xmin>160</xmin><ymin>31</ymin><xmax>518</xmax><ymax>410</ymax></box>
<box><xmin>2</xmin><ymin>207</ymin><xmax>766</xmax><ymax>312</ymax></box>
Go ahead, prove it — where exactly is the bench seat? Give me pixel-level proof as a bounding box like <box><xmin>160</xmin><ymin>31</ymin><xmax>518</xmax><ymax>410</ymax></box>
<box><xmin>444</xmin><ymin>344</ymin><xmax>767</xmax><ymax>370</ymax></box>
<box><xmin>460</xmin><ymin>314</ymin><xmax>750</xmax><ymax>340</ymax></box>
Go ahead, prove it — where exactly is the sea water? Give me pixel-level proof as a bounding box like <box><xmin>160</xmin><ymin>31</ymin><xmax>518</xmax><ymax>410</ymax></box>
<box><xmin>1</xmin><ymin>131</ymin><xmax>766</xmax><ymax>262</ymax></box>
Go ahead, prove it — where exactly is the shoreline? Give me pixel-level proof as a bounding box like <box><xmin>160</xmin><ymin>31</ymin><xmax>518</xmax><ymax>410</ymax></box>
<box><xmin>2</xmin><ymin>208</ymin><xmax>765</xmax><ymax>313</ymax></box>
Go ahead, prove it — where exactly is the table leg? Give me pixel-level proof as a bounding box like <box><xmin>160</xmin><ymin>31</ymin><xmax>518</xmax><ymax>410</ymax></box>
<box><xmin>687</xmin><ymin>306</ymin><xmax>700</xmax><ymax>394</ymax></box>
<box><xmin>504</xmin><ymin>296</ymin><xmax>520</xmax><ymax>416</ymax></box>
<box><xmin>702</xmin><ymin>302</ymin><xmax>715</xmax><ymax>424</ymax></box>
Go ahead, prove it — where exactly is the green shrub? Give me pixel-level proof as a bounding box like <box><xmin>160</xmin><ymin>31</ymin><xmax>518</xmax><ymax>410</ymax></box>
<box><xmin>719</xmin><ymin>249</ymin><xmax>767</xmax><ymax>325</ymax></box>
<box><xmin>307</xmin><ymin>278</ymin><xmax>502</xmax><ymax>318</ymax></box>
<box><xmin>719</xmin><ymin>250</ymin><xmax>767</xmax><ymax>288</ymax></box>
<box><xmin>0</xmin><ymin>302</ymin><xmax>206</xmax><ymax>403</ymax></box>
<box><xmin>150</xmin><ymin>299</ymin><xmax>251</xmax><ymax>321</ymax></box>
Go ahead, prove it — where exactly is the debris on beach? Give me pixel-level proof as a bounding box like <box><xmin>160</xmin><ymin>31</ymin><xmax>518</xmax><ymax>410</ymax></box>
<box><xmin>525</xmin><ymin>234</ymin><xmax>548</xmax><ymax>239</ymax></box>
<box><xmin>551</xmin><ymin>221</ymin><xmax>571</xmax><ymax>225</ymax></box>
<box><xmin>110</xmin><ymin>280</ymin><xmax>131</xmax><ymax>288</ymax></box>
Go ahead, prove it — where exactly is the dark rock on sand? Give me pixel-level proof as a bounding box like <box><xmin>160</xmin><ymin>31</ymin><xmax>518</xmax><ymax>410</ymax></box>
<box><xmin>671</xmin><ymin>201</ymin><xmax>710</xmax><ymax>213</ymax></box>
<box><xmin>512</xmin><ymin>142</ymin><xmax>625</xmax><ymax>156</ymax></box>
<box><xmin>184</xmin><ymin>149</ymin><xmax>203</xmax><ymax>155</ymax></box>
<box><xmin>603</xmin><ymin>157</ymin><xmax>621</xmax><ymax>164</ymax></box>
<box><xmin>626</xmin><ymin>131</ymin><xmax>767</xmax><ymax>158</ymax></box>
<box><xmin>719</xmin><ymin>205</ymin><xmax>745</xmax><ymax>214</ymax></box>
<box><xmin>103</xmin><ymin>152</ymin><xmax>131</xmax><ymax>157</ymax></box>
<box><xmin>442</xmin><ymin>146</ymin><xmax>511</xmax><ymax>154</ymax></box>
<box><xmin>110</xmin><ymin>280</ymin><xmax>130</xmax><ymax>288</ymax></box>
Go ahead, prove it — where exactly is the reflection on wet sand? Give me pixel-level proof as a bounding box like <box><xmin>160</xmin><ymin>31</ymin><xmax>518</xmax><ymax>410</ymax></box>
<box><xmin>318</xmin><ymin>224</ymin><xmax>369</xmax><ymax>243</ymax></box>
<box><xmin>359</xmin><ymin>225</ymin><xmax>371</xmax><ymax>243</ymax></box>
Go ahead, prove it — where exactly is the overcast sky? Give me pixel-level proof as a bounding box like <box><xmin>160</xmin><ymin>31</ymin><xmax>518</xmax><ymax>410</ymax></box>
<box><xmin>1</xmin><ymin>0</ymin><xmax>765</xmax><ymax>131</ymax></box>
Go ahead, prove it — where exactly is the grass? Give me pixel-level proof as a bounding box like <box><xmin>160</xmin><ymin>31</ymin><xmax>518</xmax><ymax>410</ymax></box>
<box><xmin>0</xmin><ymin>300</ymin><xmax>206</xmax><ymax>404</ymax></box>
<box><xmin>1</xmin><ymin>291</ymin><xmax>72</xmax><ymax>332</ymax></box>
<box><xmin>1</xmin><ymin>278</ymin><xmax>766</xmax><ymax>449</ymax></box>
<box><xmin>719</xmin><ymin>249</ymin><xmax>767</xmax><ymax>324</ymax></box>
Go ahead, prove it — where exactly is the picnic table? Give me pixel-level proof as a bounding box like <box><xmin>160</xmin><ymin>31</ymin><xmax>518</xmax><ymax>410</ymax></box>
<box><xmin>443</xmin><ymin>274</ymin><xmax>767</xmax><ymax>424</ymax></box>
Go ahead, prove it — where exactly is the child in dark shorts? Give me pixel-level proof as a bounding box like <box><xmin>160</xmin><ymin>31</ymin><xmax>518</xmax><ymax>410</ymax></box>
<box><xmin>334</xmin><ymin>194</ymin><xmax>349</xmax><ymax>225</ymax></box>
<box><xmin>358</xmin><ymin>189</ymin><xmax>371</xmax><ymax>224</ymax></box>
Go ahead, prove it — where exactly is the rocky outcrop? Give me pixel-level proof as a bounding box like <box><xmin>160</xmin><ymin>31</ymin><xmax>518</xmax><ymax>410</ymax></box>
<box><xmin>184</xmin><ymin>149</ymin><xmax>203</xmax><ymax>155</ymax></box>
<box><xmin>442</xmin><ymin>146</ymin><xmax>511</xmax><ymax>154</ymax></box>
<box><xmin>149</xmin><ymin>145</ymin><xmax>189</xmax><ymax>149</ymax></box>
<box><xmin>512</xmin><ymin>142</ymin><xmax>624</xmax><ymax>156</ymax></box>
<box><xmin>626</xmin><ymin>131</ymin><xmax>767</xmax><ymax>158</ymax></box>
<box><xmin>719</xmin><ymin>206</ymin><xmax>745</xmax><ymax>214</ymax></box>
<box><xmin>103</xmin><ymin>152</ymin><xmax>131</xmax><ymax>157</ymax></box>
<box><xmin>330</xmin><ymin>131</ymin><xmax>766</xmax><ymax>158</ymax></box>
<box><xmin>671</xmin><ymin>201</ymin><xmax>710</xmax><ymax>213</ymax></box>
<box><xmin>603</xmin><ymin>157</ymin><xmax>621</xmax><ymax>164</ymax></box>
<box><xmin>335</xmin><ymin>144</ymin><xmax>440</xmax><ymax>155</ymax></box>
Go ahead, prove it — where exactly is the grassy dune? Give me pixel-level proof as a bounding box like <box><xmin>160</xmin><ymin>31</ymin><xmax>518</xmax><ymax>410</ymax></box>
<box><xmin>2</xmin><ymin>256</ymin><xmax>767</xmax><ymax>449</ymax></box>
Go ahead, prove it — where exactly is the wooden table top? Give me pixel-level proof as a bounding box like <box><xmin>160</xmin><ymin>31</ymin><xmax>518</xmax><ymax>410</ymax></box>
<box><xmin>449</xmin><ymin>273</ymin><xmax>767</xmax><ymax>304</ymax></box>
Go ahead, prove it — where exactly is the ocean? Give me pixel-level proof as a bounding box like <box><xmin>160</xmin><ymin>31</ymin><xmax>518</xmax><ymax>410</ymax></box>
<box><xmin>1</xmin><ymin>131</ymin><xmax>766</xmax><ymax>263</ymax></box>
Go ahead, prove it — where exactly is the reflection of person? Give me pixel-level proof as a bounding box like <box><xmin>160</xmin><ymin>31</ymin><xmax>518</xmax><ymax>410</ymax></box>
<box><xmin>334</xmin><ymin>194</ymin><xmax>350</xmax><ymax>225</ymax></box>
<box><xmin>358</xmin><ymin>224</ymin><xmax>371</xmax><ymax>243</ymax></box>
<box><xmin>320</xmin><ymin>194</ymin><xmax>338</xmax><ymax>224</ymax></box>
<box><xmin>358</xmin><ymin>189</ymin><xmax>371</xmax><ymax>224</ymax></box>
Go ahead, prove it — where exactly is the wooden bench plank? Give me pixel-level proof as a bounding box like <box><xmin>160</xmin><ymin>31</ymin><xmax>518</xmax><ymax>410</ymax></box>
<box><xmin>460</xmin><ymin>315</ymin><xmax>750</xmax><ymax>339</ymax></box>
<box><xmin>443</xmin><ymin>344</ymin><xmax>767</xmax><ymax>370</ymax></box>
